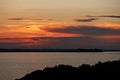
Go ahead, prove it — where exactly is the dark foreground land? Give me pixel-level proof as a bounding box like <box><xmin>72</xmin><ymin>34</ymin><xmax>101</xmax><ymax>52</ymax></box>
<box><xmin>16</xmin><ymin>60</ymin><xmax>120</xmax><ymax>80</ymax></box>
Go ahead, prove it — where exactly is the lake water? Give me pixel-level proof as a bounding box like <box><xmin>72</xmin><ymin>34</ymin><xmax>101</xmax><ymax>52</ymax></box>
<box><xmin>0</xmin><ymin>52</ymin><xmax>120</xmax><ymax>80</ymax></box>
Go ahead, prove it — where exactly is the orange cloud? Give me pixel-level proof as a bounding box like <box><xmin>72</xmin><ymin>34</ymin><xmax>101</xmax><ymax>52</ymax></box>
<box><xmin>96</xmin><ymin>23</ymin><xmax>120</xmax><ymax>29</ymax></box>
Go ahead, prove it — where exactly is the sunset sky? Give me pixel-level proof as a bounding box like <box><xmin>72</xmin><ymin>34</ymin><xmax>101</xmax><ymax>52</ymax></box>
<box><xmin>0</xmin><ymin>0</ymin><xmax>120</xmax><ymax>49</ymax></box>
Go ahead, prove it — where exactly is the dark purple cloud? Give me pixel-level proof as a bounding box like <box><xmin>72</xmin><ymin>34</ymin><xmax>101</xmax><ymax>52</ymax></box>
<box><xmin>74</xmin><ymin>18</ymin><xmax>98</xmax><ymax>22</ymax></box>
<box><xmin>0</xmin><ymin>42</ymin><xmax>25</xmax><ymax>49</ymax></box>
<box><xmin>87</xmin><ymin>15</ymin><xmax>120</xmax><ymax>18</ymax></box>
<box><xmin>42</xmin><ymin>26</ymin><xmax>120</xmax><ymax>36</ymax></box>
<box><xmin>31</xmin><ymin>37</ymin><xmax>120</xmax><ymax>49</ymax></box>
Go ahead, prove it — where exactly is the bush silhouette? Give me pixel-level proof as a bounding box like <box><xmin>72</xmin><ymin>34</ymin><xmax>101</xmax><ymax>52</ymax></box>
<box><xmin>16</xmin><ymin>60</ymin><xmax>120</xmax><ymax>80</ymax></box>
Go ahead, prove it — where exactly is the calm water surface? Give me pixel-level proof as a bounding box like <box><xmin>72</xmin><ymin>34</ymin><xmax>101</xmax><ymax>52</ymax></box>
<box><xmin>0</xmin><ymin>52</ymin><xmax>120</xmax><ymax>80</ymax></box>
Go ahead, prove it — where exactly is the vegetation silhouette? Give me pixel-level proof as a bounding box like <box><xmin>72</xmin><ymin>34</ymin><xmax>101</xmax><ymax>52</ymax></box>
<box><xmin>16</xmin><ymin>60</ymin><xmax>120</xmax><ymax>80</ymax></box>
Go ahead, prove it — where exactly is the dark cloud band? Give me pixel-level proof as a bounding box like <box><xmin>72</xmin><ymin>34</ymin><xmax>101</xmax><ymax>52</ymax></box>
<box><xmin>42</xmin><ymin>26</ymin><xmax>120</xmax><ymax>36</ymax></box>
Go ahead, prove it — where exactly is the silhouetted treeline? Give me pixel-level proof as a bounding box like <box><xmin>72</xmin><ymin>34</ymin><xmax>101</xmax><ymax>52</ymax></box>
<box><xmin>0</xmin><ymin>48</ymin><xmax>104</xmax><ymax>52</ymax></box>
<box><xmin>16</xmin><ymin>60</ymin><xmax>120</xmax><ymax>80</ymax></box>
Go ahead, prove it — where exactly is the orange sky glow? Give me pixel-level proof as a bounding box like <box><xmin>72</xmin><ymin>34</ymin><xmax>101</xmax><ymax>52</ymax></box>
<box><xmin>0</xmin><ymin>0</ymin><xmax>120</xmax><ymax>49</ymax></box>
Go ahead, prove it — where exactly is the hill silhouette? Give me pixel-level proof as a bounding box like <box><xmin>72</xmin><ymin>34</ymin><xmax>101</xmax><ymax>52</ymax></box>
<box><xmin>16</xmin><ymin>60</ymin><xmax>120</xmax><ymax>80</ymax></box>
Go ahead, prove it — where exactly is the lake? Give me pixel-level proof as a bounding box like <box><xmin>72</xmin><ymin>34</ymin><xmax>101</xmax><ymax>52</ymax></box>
<box><xmin>0</xmin><ymin>52</ymin><xmax>120</xmax><ymax>80</ymax></box>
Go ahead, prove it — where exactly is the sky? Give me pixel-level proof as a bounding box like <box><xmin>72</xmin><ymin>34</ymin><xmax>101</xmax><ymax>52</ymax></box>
<box><xmin>0</xmin><ymin>0</ymin><xmax>120</xmax><ymax>49</ymax></box>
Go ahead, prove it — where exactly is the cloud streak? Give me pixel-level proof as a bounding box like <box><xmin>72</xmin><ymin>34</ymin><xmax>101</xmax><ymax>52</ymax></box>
<box><xmin>100</xmin><ymin>15</ymin><xmax>120</xmax><ymax>18</ymax></box>
<box><xmin>8</xmin><ymin>18</ymin><xmax>45</xmax><ymax>21</ymax></box>
<box><xmin>87</xmin><ymin>15</ymin><xmax>120</xmax><ymax>18</ymax></box>
<box><xmin>74</xmin><ymin>18</ymin><xmax>98</xmax><ymax>22</ymax></box>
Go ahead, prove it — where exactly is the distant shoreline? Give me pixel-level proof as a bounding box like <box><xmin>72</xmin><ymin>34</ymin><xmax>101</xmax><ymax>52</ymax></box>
<box><xmin>0</xmin><ymin>49</ymin><xmax>103</xmax><ymax>52</ymax></box>
<box><xmin>0</xmin><ymin>49</ymin><xmax>120</xmax><ymax>52</ymax></box>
